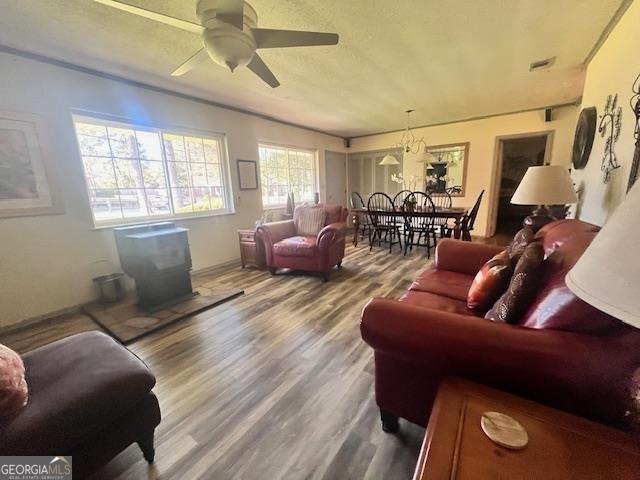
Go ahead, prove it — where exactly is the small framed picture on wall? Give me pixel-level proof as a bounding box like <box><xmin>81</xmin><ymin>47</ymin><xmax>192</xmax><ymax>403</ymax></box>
<box><xmin>237</xmin><ymin>159</ymin><xmax>258</xmax><ymax>190</ymax></box>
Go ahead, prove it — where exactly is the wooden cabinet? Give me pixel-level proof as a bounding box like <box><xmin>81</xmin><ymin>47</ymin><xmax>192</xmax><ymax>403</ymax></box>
<box><xmin>238</xmin><ymin>229</ymin><xmax>266</xmax><ymax>269</ymax></box>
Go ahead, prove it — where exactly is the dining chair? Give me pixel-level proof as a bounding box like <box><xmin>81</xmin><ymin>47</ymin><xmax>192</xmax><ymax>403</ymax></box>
<box><xmin>429</xmin><ymin>191</ymin><xmax>452</xmax><ymax>238</ymax></box>
<box><xmin>392</xmin><ymin>190</ymin><xmax>413</xmax><ymax>210</ymax></box>
<box><xmin>402</xmin><ymin>192</ymin><xmax>437</xmax><ymax>257</ymax></box>
<box><xmin>367</xmin><ymin>192</ymin><xmax>403</xmax><ymax>253</ymax></box>
<box><xmin>350</xmin><ymin>191</ymin><xmax>371</xmax><ymax>244</ymax></box>
<box><xmin>457</xmin><ymin>190</ymin><xmax>484</xmax><ymax>241</ymax></box>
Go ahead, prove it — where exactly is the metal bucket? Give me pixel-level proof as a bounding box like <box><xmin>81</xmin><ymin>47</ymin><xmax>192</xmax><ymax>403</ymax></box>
<box><xmin>93</xmin><ymin>273</ymin><xmax>125</xmax><ymax>304</ymax></box>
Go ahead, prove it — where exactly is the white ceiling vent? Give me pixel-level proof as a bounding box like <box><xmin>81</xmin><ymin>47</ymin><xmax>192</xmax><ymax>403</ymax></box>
<box><xmin>529</xmin><ymin>56</ymin><xmax>556</xmax><ymax>71</ymax></box>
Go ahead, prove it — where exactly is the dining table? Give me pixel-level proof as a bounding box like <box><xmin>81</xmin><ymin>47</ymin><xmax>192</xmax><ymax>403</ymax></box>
<box><xmin>350</xmin><ymin>206</ymin><xmax>469</xmax><ymax>246</ymax></box>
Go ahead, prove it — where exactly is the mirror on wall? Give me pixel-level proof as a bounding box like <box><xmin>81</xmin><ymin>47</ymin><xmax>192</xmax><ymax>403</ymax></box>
<box><xmin>424</xmin><ymin>142</ymin><xmax>469</xmax><ymax>196</ymax></box>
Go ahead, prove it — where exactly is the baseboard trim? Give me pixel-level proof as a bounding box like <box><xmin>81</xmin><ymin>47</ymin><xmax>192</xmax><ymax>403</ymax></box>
<box><xmin>1</xmin><ymin>259</ymin><xmax>242</xmax><ymax>335</ymax></box>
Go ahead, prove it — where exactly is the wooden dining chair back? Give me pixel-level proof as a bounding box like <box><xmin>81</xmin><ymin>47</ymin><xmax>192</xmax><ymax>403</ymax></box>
<box><xmin>429</xmin><ymin>190</ymin><xmax>453</xmax><ymax>236</ymax></box>
<box><xmin>393</xmin><ymin>190</ymin><xmax>413</xmax><ymax>210</ymax></box>
<box><xmin>350</xmin><ymin>191</ymin><xmax>371</xmax><ymax>244</ymax></box>
<box><xmin>367</xmin><ymin>192</ymin><xmax>402</xmax><ymax>253</ymax></box>
<box><xmin>460</xmin><ymin>190</ymin><xmax>484</xmax><ymax>241</ymax></box>
<box><xmin>402</xmin><ymin>192</ymin><xmax>437</xmax><ymax>257</ymax></box>
<box><xmin>350</xmin><ymin>191</ymin><xmax>365</xmax><ymax>210</ymax></box>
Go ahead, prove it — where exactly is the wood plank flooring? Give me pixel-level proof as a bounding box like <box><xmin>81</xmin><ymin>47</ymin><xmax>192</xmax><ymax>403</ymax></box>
<box><xmin>2</xmin><ymin>241</ymin><xmax>444</xmax><ymax>480</ymax></box>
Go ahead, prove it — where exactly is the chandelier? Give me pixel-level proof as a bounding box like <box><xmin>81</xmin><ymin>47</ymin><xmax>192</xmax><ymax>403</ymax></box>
<box><xmin>380</xmin><ymin>110</ymin><xmax>430</xmax><ymax>165</ymax></box>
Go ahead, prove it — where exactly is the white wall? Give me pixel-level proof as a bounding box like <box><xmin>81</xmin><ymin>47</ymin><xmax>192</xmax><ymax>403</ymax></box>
<box><xmin>349</xmin><ymin>106</ymin><xmax>578</xmax><ymax>237</ymax></box>
<box><xmin>571</xmin><ymin>1</ymin><xmax>640</xmax><ymax>225</ymax></box>
<box><xmin>0</xmin><ymin>52</ymin><xmax>344</xmax><ymax>328</ymax></box>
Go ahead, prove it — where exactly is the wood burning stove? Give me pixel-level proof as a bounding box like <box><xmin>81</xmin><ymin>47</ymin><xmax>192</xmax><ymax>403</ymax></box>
<box><xmin>114</xmin><ymin>222</ymin><xmax>196</xmax><ymax>310</ymax></box>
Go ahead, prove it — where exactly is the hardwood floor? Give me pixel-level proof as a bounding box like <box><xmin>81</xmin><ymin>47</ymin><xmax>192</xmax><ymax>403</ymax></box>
<box><xmin>2</xmin><ymin>240</ymin><xmax>445</xmax><ymax>480</ymax></box>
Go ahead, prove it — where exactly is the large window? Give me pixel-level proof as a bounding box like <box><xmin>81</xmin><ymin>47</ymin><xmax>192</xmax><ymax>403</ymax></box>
<box><xmin>258</xmin><ymin>143</ymin><xmax>317</xmax><ymax>208</ymax></box>
<box><xmin>73</xmin><ymin>115</ymin><xmax>232</xmax><ymax>226</ymax></box>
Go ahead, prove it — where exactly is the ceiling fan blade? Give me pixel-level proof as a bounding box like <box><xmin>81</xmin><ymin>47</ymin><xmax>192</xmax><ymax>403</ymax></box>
<box><xmin>171</xmin><ymin>48</ymin><xmax>209</xmax><ymax>76</ymax></box>
<box><xmin>246</xmin><ymin>54</ymin><xmax>280</xmax><ymax>88</ymax></box>
<box><xmin>214</xmin><ymin>0</ymin><xmax>244</xmax><ymax>30</ymax></box>
<box><xmin>252</xmin><ymin>28</ymin><xmax>339</xmax><ymax>49</ymax></box>
<box><xmin>94</xmin><ymin>0</ymin><xmax>203</xmax><ymax>34</ymax></box>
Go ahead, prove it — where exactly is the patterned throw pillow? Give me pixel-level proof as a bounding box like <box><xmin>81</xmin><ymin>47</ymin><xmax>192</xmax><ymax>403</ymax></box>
<box><xmin>295</xmin><ymin>206</ymin><xmax>326</xmax><ymax>236</ymax></box>
<box><xmin>506</xmin><ymin>227</ymin><xmax>535</xmax><ymax>262</ymax></box>
<box><xmin>0</xmin><ymin>344</ymin><xmax>28</xmax><ymax>418</ymax></box>
<box><xmin>485</xmin><ymin>242</ymin><xmax>545</xmax><ymax>324</ymax></box>
<box><xmin>467</xmin><ymin>250</ymin><xmax>513</xmax><ymax>311</ymax></box>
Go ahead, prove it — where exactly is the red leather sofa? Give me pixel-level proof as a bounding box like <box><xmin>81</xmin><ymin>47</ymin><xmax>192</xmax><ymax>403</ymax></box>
<box><xmin>361</xmin><ymin>220</ymin><xmax>640</xmax><ymax>432</ymax></box>
<box><xmin>257</xmin><ymin>204</ymin><xmax>348</xmax><ymax>281</ymax></box>
<box><xmin>0</xmin><ymin>332</ymin><xmax>160</xmax><ymax>477</ymax></box>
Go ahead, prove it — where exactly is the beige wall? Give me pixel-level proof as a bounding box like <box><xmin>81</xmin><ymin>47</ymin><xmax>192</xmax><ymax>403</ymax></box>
<box><xmin>571</xmin><ymin>1</ymin><xmax>640</xmax><ymax>225</ymax></box>
<box><xmin>349</xmin><ymin>106</ymin><xmax>578</xmax><ymax>237</ymax></box>
<box><xmin>0</xmin><ymin>52</ymin><xmax>344</xmax><ymax>328</ymax></box>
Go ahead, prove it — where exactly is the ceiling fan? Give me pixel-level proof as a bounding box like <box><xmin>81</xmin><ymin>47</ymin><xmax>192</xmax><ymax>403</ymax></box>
<box><xmin>94</xmin><ymin>0</ymin><xmax>339</xmax><ymax>88</ymax></box>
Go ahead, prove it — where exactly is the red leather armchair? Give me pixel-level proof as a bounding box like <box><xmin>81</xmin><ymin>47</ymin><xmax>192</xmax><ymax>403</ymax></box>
<box><xmin>361</xmin><ymin>220</ymin><xmax>640</xmax><ymax>433</ymax></box>
<box><xmin>257</xmin><ymin>204</ymin><xmax>348</xmax><ymax>281</ymax></box>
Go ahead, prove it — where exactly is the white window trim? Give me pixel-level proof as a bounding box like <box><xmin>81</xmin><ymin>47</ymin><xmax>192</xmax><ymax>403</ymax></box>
<box><xmin>258</xmin><ymin>142</ymin><xmax>319</xmax><ymax>209</ymax></box>
<box><xmin>72</xmin><ymin>113</ymin><xmax>235</xmax><ymax>228</ymax></box>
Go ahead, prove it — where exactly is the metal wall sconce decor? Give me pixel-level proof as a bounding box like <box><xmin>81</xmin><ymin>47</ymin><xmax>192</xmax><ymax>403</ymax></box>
<box><xmin>628</xmin><ymin>73</ymin><xmax>640</xmax><ymax>192</ymax></box>
<box><xmin>598</xmin><ymin>94</ymin><xmax>623</xmax><ymax>183</ymax></box>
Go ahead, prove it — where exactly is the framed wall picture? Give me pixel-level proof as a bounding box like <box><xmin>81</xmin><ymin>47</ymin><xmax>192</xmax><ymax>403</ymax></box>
<box><xmin>0</xmin><ymin>111</ymin><xmax>64</xmax><ymax>218</ymax></box>
<box><xmin>237</xmin><ymin>159</ymin><xmax>258</xmax><ymax>190</ymax></box>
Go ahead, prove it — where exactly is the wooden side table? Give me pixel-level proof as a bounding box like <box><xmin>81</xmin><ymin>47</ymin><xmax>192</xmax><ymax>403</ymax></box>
<box><xmin>238</xmin><ymin>229</ymin><xmax>266</xmax><ymax>269</ymax></box>
<box><xmin>414</xmin><ymin>378</ymin><xmax>640</xmax><ymax>480</ymax></box>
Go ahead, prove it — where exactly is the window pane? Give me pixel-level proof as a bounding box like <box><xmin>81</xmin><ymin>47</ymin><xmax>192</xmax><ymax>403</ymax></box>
<box><xmin>78</xmin><ymin>134</ymin><xmax>111</xmax><ymax>157</ymax></box>
<box><xmin>204</xmin><ymin>140</ymin><xmax>219</xmax><ymax>163</ymax></box>
<box><xmin>171</xmin><ymin>188</ymin><xmax>193</xmax><ymax>213</ymax></box>
<box><xmin>119</xmin><ymin>189</ymin><xmax>149</xmax><ymax>218</ymax></box>
<box><xmin>108</xmin><ymin>127</ymin><xmax>137</xmax><ymax>158</ymax></box>
<box><xmin>276</xmin><ymin>169</ymin><xmax>288</xmax><ymax>186</ymax></box>
<box><xmin>206</xmin><ymin>163</ymin><xmax>222</xmax><ymax>186</ymax></box>
<box><xmin>185</xmin><ymin>137</ymin><xmax>205</xmax><ymax>163</ymax></box>
<box><xmin>76</xmin><ymin>123</ymin><xmax>107</xmax><ymax>138</ymax></box>
<box><xmin>211</xmin><ymin>188</ymin><xmax>225</xmax><ymax>209</ymax></box>
<box><xmin>89</xmin><ymin>189</ymin><xmax>122</xmax><ymax>221</ymax></box>
<box><xmin>136</xmin><ymin>131</ymin><xmax>162</xmax><ymax>160</ymax></box>
<box><xmin>83</xmin><ymin>157</ymin><xmax>117</xmax><ymax>188</ymax></box>
<box><xmin>141</xmin><ymin>160</ymin><xmax>167</xmax><ymax>188</ymax></box>
<box><xmin>192</xmin><ymin>187</ymin><xmax>212</xmax><ymax>211</ymax></box>
<box><xmin>289</xmin><ymin>152</ymin><xmax>299</xmax><ymax>168</ymax></box>
<box><xmin>146</xmin><ymin>189</ymin><xmax>170</xmax><ymax>216</ymax></box>
<box><xmin>167</xmin><ymin>162</ymin><xmax>190</xmax><ymax>188</ymax></box>
<box><xmin>114</xmin><ymin>158</ymin><xmax>143</xmax><ymax>189</ymax></box>
<box><xmin>163</xmin><ymin>134</ymin><xmax>186</xmax><ymax>162</ymax></box>
<box><xmin>190</xmin><ymin>163</ymin><xmax>208</xmax><ymax>187</ymax></box>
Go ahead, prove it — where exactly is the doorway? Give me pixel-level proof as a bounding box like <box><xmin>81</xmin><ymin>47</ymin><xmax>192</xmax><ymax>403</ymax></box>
<box><xmin>491</xmin><ymin>134</ymin><xmax>551</xmax><ymax>237</ymax></box>
<box><xmin>325</xmin><ymin>150</ymin><xmax>347</xmax><ymax>206</ymax></box>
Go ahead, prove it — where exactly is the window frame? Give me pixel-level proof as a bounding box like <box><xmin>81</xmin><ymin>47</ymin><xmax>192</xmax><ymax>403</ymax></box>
<box><xmin>72</xmin><ymin>113</ymin><xmax>235</xmax><ymax>228</ymax></box>
<box><xmin>257</xmin><ymin>142</ymin><xmax>318</xmax><ymax>209</ymax></box>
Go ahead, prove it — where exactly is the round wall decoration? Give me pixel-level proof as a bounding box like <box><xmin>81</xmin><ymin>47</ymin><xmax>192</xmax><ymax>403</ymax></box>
<box><xmin>572</xmin><ymin>107</ymin><xmax>597</xmax><ymax>169</ymax></box>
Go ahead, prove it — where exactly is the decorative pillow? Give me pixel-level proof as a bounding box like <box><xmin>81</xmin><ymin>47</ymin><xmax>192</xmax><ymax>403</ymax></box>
<box><xmin>506</xmin><ymin>227</ymin><xmax>535</xmax><ymax>262</ymax></box>
<box><xmin>485</xmin><ymin>242</ymin><xmax>545</xmax><ymax>324</ymax></box>
<box><xmin>0</xmin><ymin>344</ymin><xmax>28</xmax><ymax>418</ymax></box>
<box><xmin>295</xmin><ymin>206</ymin><xmax>326</xmax><ymax>236</ymax></box>
<box><xmin>467</xmin><ymin>250</ymin><xmax>513</xmax><ymax>311</ymax></box>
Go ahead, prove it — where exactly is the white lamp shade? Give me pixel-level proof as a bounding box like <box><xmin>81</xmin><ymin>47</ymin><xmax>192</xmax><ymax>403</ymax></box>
<box><xmin>511</xmin><ymin>165</ymin><xmax>578</xmax><ymax>205</ymax></box>
<box><xmin>566</xmin><ymin>181</ymin><xmax>640</xmax><ymax>328</ymax></box>
<box><xmin>379</xmin><ymin>154</ymin><xmax>400</xmax><ymax>165</ymax></box>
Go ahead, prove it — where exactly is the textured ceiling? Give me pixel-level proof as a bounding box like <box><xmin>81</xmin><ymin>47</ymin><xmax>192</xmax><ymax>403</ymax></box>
<box><xmin>0</xmin><ymin>0</ymin><xmax>624</xmax><ymax>137</ymax></box>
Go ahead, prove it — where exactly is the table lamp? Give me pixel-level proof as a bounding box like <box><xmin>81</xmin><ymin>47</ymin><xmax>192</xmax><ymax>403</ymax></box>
<box><xmin>511</xmin><ymin>165</ymin><xmax>578</xmax><ymax>231</ymax></box>
<box><xmin>565</xmin><ymin>180</ymin><xmax>640</xmax><ymax>328</ymax></box>
<box><xmin>565</xmin><ymin>181</ymin><xmax>640</xmax><ymax>432</ymax></box>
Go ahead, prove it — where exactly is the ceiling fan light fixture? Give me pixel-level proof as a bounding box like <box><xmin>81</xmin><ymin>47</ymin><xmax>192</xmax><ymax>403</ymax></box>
<box><xmin>202</xmin><ymin>25</ymin><xmax>257</xmax><ymax>71</ymax></box>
